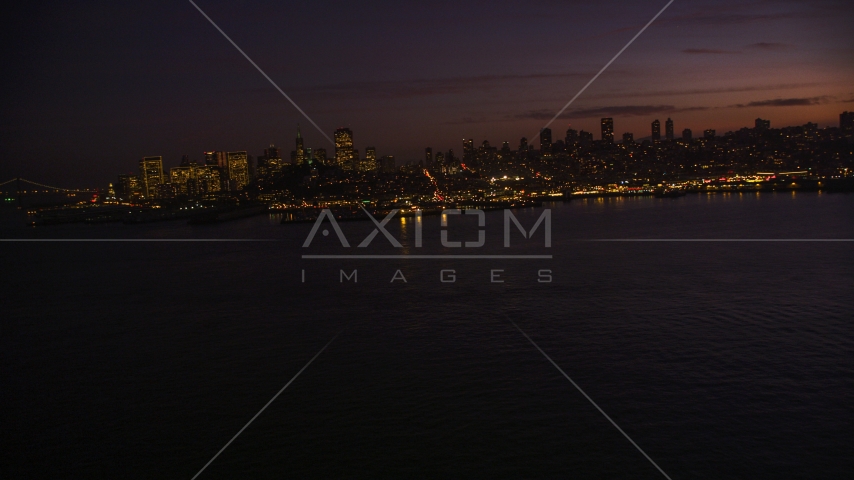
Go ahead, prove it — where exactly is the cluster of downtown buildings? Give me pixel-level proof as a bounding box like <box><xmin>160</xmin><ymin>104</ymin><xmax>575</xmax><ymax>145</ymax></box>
<box><xmin>114</xmin><ymin>112</ymin><xmax>854</xmax><ymax>204</ymax></box>
<box><xmin>118</xmin><ymin>126</ymin><xmax>399</xmax><ymax>202</ymax></box>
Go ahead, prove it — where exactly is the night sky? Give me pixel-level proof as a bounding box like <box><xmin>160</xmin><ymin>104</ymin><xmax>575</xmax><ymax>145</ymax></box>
<box><xmin>2</xmin><ymin>0</ymin><xmax>852</xmax><ymax>186</ymax></box>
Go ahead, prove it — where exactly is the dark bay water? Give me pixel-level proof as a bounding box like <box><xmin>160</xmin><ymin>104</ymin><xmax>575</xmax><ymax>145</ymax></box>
<box><xmin>2</xmin><ymin>192</ymin><xmax>853</xmax><ymax>478</ymax></box>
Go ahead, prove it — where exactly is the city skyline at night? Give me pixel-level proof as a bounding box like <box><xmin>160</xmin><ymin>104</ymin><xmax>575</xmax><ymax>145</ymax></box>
<box><xmin>2</xmin><ymin>0</ymin><xmax>852</xmax><ymax>185</ymax></box>
<box><xmin>3</xmin><ymin>3</ymin><xmax>853</xmax><ymax>478</ymax></box>
<box><xmin>102</xmin><ymin>111</ymin><xmax>854</xmax><ymax>193</ymax></box>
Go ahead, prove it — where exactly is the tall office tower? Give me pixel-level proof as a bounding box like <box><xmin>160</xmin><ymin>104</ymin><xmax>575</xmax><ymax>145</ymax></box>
<box><xmin>578</xmin><ymin>130</ymin><xmax>593</xmax><ymax>146</ymax></box>
<box><xmin>195</xmin><ymin>165</ymin><xmax>222</xmax><ymax>194</ymax></box>
<box><xmin>180</xmin><ymin>154</ymin><xmax>191</xmax><ymax>167</ymax></box>
<box><xmin>703</xmin><ymin>129</ymin><xmax>716</xmax><ymax>139</ymax></box>
<box><xmin>755</xmin><ymin>118</ymin><xmax>771</xmax><ymax>130</ymax></box>
<box><xmin>315</xmin><ymin>148</ymin><xmax>327</xmax><ymax>164</ymax></box>
<box><xmin>622</xmin><ymin>132</ymin><xmax>634</xmax><ymax>144</ymax></box>
<box><xmin>651</xmin><ymin>119</ymin><xmax>661</xmax><ymax>142</ymax></box>
<box><xmin>204</xmin><ymin>151</ymin><xmax>227</xmax><ymax>168</ymax></box>
<box><xmin>139</xmin><ymin>156</ymin><xmax>164</xmax><ymax>199</ymax></box>
<box><xmin>363</xmin><ymin>147</ymin><xmax>377</xmax><ymax>171</ymax></box>
<box><xmin>259</xmin><ymin>145</ymin><xmax>279</xmax><ymax>177</ymax></box>
<box><xmin>226</xmin><ymin>151</ymin><xmax>249</xmax><ymax>191</ymax></box>
<box><xmin>116</xmin><ymin>174</ymin><xmax>141</xmax><ymax>200</ymax></box>
<box><xmin>476</xmin><ymin>140</ymin><xmax>497</xmax><ymax>167</ymax></box>
<box><xmin>446</xmin><ymin>149</ymin><xmax>459</xmax><ymax>173</ymax></box>
<box><xmin>565</xmin><ymin>128</ymin><xmax>578</xmax><ymax>144</ymax></box>
<box><xmin>500</xmin><ymin>141</ymin><xmax>511</xmax><ymax>161</ymax></box>
<box><xmin>425</xmin><ymin>147</ymin><xmax>433</xmax><ymax>167</ymax></box>
<box><xmin>380</xmin><ymin>155</ymin><xmax>396</xmax><ymax>173</ymax></box>
<box><xmin>265</xmin><ymin>145</ymin><xmax>281</xmax><ymax>159</ymax></box>
<box><xmin>665</xmin><ymin>118</ymin><xmax>674</xmax><ymax>140</ymax></box>
<box><xmin>463</xmin><ymin>139</ymin><xmax>475</xmax><ymax>166</ymax></box>
<box><xmin>334</xmin><ymin>128</ymin><xmax>354</xmax><ymax>170</ymax></box>
<box><xmin>294</xmin><ymin>124</ymin><xmax>305</xmax><ymax>165</ymax></box>
<box><xmin>682</xmin><ymin>128</ymin><xmax>692</xmax><ymax>141</ymax></box>
<box><xmin>435</xmin><ymin>151</ymin><xmax>445</xmax><ymax>168</ymax></box>
<box><xmin>539</xmin><ymin>128</ymin><xmax>552</xmax><ymax>157</ymax></box>
<box><xmin>518</xmin><ymin>137</ymin><xmax>528</xmax><ymax>155</ymax></box>
<box><xmin>170</xmin><ymin>166</ymin><xmax>193</xmax><ymax>195</ymax></box>
<box><xmin>841</xmin><ymin>111</ymin><xmax>854</xmax><ymax>136</ymax></box>
<box><xmin>600</xmin><ymin>118</ymin><xmax>614</xmax><ymax>143</ymax></box>
<box><xmin>352</xmin><ymin>149</ymin><xmax>360</xmax><ymax>171</ymax></box>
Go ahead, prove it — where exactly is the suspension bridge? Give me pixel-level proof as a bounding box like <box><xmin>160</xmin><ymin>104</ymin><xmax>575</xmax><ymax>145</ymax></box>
<box><xmin>0</xmin><ymin>177</ymin><xmax>99</xmax><ymax>207</ymax></box>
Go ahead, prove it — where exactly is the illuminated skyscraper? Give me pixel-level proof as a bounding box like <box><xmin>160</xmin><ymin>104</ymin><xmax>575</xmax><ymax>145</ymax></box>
<box><xmin>226</xmin><ymin>151</ymin><xmax>249</xmax><ymax>190</ymax></box>
<box><xmin>622</xmin><ymin>132</ymin><xmax>634</xmax><ymax>144</ymax></box>
<box><xmin>600</xmin><ymin>118</ymin><xmax>614</xmax><ymax>143</ymax></box>
<box><xmin>665</xmin><ymin>118</ymin><xmax>674</xmax><ymax>140</ymax></box>
<box><xmin>156</xmin><ymin>183</ymin><xmax>177</xmax><ymax>200</ymax></box>
<box><xmin>116</xmin><ymin>174</ymin><xmax>141</xmax><ymax>201</ymax></box>
<box><xmin>379</xmin><ymin>155</ymin><xmax>396</xmax><ymax>173</ymax></box>
<box><xmin>446</xmin><ymin>149</ymin><xmax>457</xmax><ymax>172</ymax></box>
<box><xmin>500</xmin><ymin>141</ymin><xmax>511</xmax><ymax>163</ymax></box>
<box><xmin>259</xmin><ymin>145</ymin><xmax>283</xmax><ymax>178</ymax></box>
<box><xmin>315</xmin><ymin>148</ymin><xmax>327</xmax><ymax>165</ymax></box>
<box><xmin>476</xmin><ymin>140</ymin><xmax>497</xmax><ymax>167</ymax></box>
<box><xmin>682</xmin><ymin>128</ymin><xmax>692</xmax><ymax>141</ymax></box>
<box><xmin>425</xmin><ymin>147</ymin><xmax>433</xmax><ymax>167</ymax></box>
<box><xmin>204</xmin><ymin>151</ymin><xmax>227</xmax><ymax>168</ymax></box>
<box><xmin>361</xmin><ymin>147</ymin><xmax>377</xmax><ymax>171</ymax></box>
<box><xmin>265</xmin><ymin>145</ymin><xmax>281</xmax><ymax>159</ymax></box>
<box><xmin>294</xmin><ymin>125</ymin><xmax>305</xmax><ymax>165</ymax></box>
<box><xmin>463</xmin><ymin>139</ymin><xmax>474</xmax><ymax>166</ymax></box>
<box><xmin>195</xmin><ymin>165</ymin><xmax>222</xmax><ymax>194</ymax></box>
<box><xmin>539</xmin><ymin>128</ymin><xmax>552</xmax><ymax>157</ymax></box>
<box><xmin>170</xmin><ymin>166</ymin><xmax>193</xmax><ymax>195</ymax></box>
<box><xmin>334</xmin><ymin>128</ymin><xmax>354</xmax><ymax>170</ymax></box>
<box><xmin>435</xmin><ymin>151</ymin><xmax>445</xmax><ymax>170</ymax></box>
<box><xmin>651</xmin><ymin>119</ymin><xmax>661</xmax><ymax>142</ymax></box>
<box><xmin>139</xmin><ymin>156</ymin><xmax>164</xmax><ymax>198</ymax></box>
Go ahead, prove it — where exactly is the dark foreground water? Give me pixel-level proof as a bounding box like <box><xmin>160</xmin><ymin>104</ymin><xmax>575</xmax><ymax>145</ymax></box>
<box><xmin>2</xmin><ymin>192</ymin><xmax>853</xmax><ymax>479</ymax></box>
